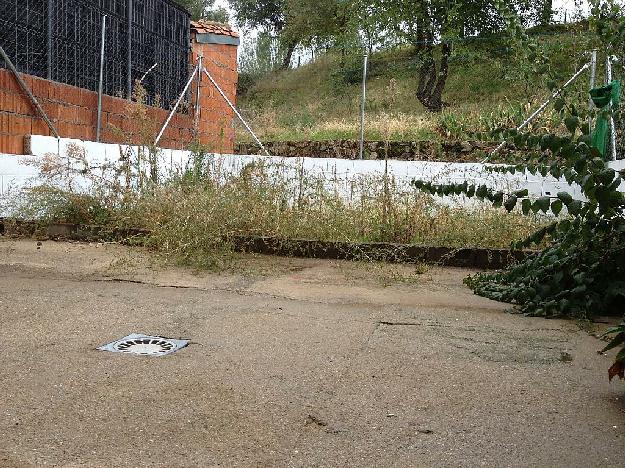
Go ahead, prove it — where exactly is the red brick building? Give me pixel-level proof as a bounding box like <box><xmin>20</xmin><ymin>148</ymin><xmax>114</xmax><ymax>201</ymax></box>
<box><xmin>0</xmin><ymin>20</ymin><xmax>239</xmax><ymax>155</ymax></box>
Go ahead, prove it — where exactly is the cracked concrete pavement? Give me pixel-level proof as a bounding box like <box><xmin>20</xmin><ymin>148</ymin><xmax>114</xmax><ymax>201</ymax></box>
<box><xmin>1</xmin><ymin>238</ymin><xmax>624</xmax><ymax>467</ymax></box>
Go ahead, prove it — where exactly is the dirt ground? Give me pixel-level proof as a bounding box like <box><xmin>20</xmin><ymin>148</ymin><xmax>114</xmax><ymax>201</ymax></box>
<box><xmin>1</xmin><ymin>238</ymin><xmax>624</xmax><ymax>467</ymax></box>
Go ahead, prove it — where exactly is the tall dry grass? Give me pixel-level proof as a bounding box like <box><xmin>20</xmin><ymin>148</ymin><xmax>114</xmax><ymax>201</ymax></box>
<box><xmin>132</xmin><ymin>168</ymin><xmax>545</xmax><ymax>269</ymax></box>
<box><xmin>6</xmin><ymin>153</ymin><xmax>546</xmax><ymax>269</ymax></box>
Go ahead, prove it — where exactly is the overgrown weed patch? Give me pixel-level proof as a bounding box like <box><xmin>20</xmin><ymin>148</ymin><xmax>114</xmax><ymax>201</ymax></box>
<box><xmin>6</xmin><ymin>154</ymin><xmax>547</xmax><ymax>271</ymax></box>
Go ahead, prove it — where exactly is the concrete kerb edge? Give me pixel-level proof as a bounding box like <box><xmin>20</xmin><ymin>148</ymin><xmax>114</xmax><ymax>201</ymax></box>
<box><xmin>0</xmin><ymin>219</ymin><xmax>535</xmax><ymax>270</ymax></box>
<box><xmin>229</xmin><ymin>236</ymin><xmax>531</xmax><ymax>269</ymax></box>
<box><xmin>0</xmin><ymin>219</ymin><xmax>150</xmax><ymax>243</ymax></box>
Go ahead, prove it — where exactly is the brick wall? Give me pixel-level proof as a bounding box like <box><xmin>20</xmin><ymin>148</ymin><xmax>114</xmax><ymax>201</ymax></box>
<box><xmin>192</xmin><ymin>41</ymin><xmax>239</xmax><ymax>153</ymax></box>
<box><xmin>0</xmin><ymin>38</ymin><xmax>238</xmax><ymax>155</ymax></box>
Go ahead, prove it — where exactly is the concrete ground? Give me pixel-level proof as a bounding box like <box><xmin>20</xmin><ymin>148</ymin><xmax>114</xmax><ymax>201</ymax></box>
<box><xmin>1</xmin><ymin>238</ymin><xmax>624</xmax><ymax>467</ymax></box>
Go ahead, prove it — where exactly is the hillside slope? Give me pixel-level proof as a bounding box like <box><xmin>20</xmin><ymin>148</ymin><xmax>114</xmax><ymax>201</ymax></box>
<box><xmin>236</xmin><ymin>26</ymin><xmax>597</xmax><ymax>145</ymax></box>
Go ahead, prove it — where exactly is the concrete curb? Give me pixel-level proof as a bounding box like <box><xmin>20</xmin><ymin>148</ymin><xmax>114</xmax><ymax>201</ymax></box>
<box><xmin>0</xmin><ymin>219</ymin><xmax>150</xmax><ymax>242</ymax></box>
<box><xmin>230</xmin><ymin>236</ymin><xmax>531</xmax><ymax>269</ymax></box>
<box><xmin>0</xmin><ymin>219</ymin><xmax>533</xmax><ymax>269</ymax></box>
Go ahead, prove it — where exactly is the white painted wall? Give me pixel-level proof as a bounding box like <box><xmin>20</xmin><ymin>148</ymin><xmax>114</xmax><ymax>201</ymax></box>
<box><xmin>2</xmin><ymin>135</ymin><xmax>624</xmax><ymax>211</ymax></box>
<box><xmin>0</xmin><ymin>154</ymin><xmax>39</xmax><ymax>199</ymax></box>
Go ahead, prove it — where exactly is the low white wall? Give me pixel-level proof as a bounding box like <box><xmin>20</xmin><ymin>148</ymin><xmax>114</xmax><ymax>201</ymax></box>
<box><xmin>2</xmin><ymin>135</ymin><xmax>624</xmax><ymax>207</ymax></box>
<box><xmin>0</xmin><ymin>154</ymin><xmax>39</xmax><ymax>199</ymax></box>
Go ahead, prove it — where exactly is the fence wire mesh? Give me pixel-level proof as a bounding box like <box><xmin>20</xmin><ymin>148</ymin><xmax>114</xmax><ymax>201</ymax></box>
<box><xmin>0</xmin><ymin>0</ymin><xmax>190</xmax><ymax>109</ymax></box>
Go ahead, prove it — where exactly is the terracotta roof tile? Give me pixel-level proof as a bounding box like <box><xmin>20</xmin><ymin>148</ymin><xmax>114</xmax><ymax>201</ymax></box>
<box><xmin>191</xmin><ymin>20</ymin><xmax>240</xmax><ymax>38</ymax></box>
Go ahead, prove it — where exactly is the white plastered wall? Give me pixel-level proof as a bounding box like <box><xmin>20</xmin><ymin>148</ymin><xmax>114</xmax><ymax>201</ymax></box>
<box><xmin>1</xmin><ymin>136</ymin><xmax>624</xmax><ymax>210</ymax></box>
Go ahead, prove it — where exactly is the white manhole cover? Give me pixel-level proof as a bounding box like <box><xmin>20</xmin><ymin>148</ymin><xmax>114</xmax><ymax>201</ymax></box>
<box><xmin>98</xmin><ymin>334</ymin><xmax>189</xmax><ymax>356</ymax></box>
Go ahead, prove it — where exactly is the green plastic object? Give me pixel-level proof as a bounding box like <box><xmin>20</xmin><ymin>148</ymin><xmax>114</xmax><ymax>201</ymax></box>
<box><xmin>590</xmin><ymin>80</ymin><xmax>621</xmax><ymax>157</ymax></box>
<box><xmin>590</xmin><ymin>81</ymin><xmax>621</xmax><ymax>108</ymax></box>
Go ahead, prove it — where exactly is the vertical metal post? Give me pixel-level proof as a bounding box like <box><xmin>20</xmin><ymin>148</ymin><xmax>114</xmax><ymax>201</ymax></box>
<box><xmin>588</xmin><ymin>50</ymin><xmax>597</xmax><ymax>131</ymax></box>
<box><xmin>96</xmin><ymin>15</ymin><xmax>107</xmax><ymax>143</ymax></box>
<box><xmin>606</xmin><ymin>55</ymin><xmax>618</xmax><ymax>161</ymax></box>
<box><xmin>358</xmin><ymin>53</ymin><xmax>369</xmax><ymax>160</ymax></box>
<box><xmin>194</xmin><ymin>54</ymin><xmax>203</xmax><ymax>129</ymax></box>
<box><xmin>46</xmin><ymin>0</ymin><xmax>53</xmax><ymax>80</ymax></box>
<box><xmin>126</xmin><ymin>0</ymin><xmax>133</xmax><ymax>99</ymax></box>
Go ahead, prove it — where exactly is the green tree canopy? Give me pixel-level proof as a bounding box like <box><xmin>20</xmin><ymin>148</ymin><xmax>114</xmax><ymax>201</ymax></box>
<box><xmin>175</xmin><ymin>0</ymin><xmax>230</xmax><ymax>23</ymax></box>
<box><xmin>228</xmin><ymin>0</ymin><xmax>287</xmax><ymax>31</ymax></box>
<box><xmin>228</xmin><ymin>0</ymin><xmax>297</xmax><ymax>68</ymax></box>
<box><xmin>229</xmin><ymin>0</ymin><xmax>348</xmax><ymax>68</ymax></box>
<box><xmin>352</xmin><ymin>0</ymin><xmax>543</xmax><ymax>111</ymax></box>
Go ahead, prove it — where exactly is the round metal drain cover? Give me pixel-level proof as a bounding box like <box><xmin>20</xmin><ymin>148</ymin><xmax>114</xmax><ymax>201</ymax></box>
<box><xmin>97</xmin><ymin>334</ymin><xmax>189</xmax><ymax>357</ymax></box>
<box><xmin>114</xmin><ymin>338</ymin><xmax>176</xmax><ymax>355</ymax></box>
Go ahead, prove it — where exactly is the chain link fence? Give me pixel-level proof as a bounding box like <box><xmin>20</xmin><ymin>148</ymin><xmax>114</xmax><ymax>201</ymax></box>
<box><xmin>0</xmin><ymin>0</ymin><xmax>190</xmax><ymax>109</ymax></box>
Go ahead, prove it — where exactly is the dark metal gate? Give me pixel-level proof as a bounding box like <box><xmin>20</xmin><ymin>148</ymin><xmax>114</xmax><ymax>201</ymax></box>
<box><xmin>0</xmin><ymin>0</ymin><xmax>190</xmax><ymax>109</ymax></box>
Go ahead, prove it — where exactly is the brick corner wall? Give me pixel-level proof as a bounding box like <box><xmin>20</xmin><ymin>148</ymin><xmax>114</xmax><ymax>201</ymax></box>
<box><xmin>192</xmin><ymin>39</ymin><xmax>239</xmax><ymax>154</ymax></box>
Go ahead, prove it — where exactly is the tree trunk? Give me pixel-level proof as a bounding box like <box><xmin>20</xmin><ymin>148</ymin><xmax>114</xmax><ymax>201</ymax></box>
<box><xmin>415</xmin><ymin>35</ymin><xmax>451</xmax><ymax>113</ymax></box>
<box><xmin>281</xmin><ymin>41</ymin><xmax>297</xmax><ymax>70</ymax></box>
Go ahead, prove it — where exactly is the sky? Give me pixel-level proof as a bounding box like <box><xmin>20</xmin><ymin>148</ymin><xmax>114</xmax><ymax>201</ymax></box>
<box><xmin>553</xmin><ymin>0</ymin><xmax>590</xmax><ymax>21</ymax></box>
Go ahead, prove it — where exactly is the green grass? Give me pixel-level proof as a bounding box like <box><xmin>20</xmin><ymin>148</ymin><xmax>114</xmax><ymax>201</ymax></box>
<box><xmin>237</xmin><ymin>26</ymin><xmax>597</xmax><ymax>144</ymax></box>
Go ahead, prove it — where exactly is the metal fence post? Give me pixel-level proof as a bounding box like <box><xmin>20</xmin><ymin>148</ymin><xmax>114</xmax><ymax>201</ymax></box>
<box><xmin>588</xmin><ymin>50</ymin><xmax>597</xmax><ymax>131</ymax></box>
<box><xmin>358</xmin><ymin>53</ymin><xmax>369</xmax><ymax>160</ymax></box>
<box><xmin>194</xmin><ymin>53</ymin><xmax>203</xmax><ymax>129</ymax></box>
<box><xmin>96</xmin><ymin>15</ymin><xmax>107</xmax><ymax>143</ymax></box>
<box><xmin>154</xmin><ymin>62</ymin><xmax>200</xmax><ymax>147</ymax></box>
<box><xmin>47</xmin><ymin>0</ymin><xmax>53</xmax><ymax>80</ymax></box>
<box><xmin>127</xmin><ymin>0</ymin><xmax>133</xmax><ymax>99</ymax></box>
<box><xmin>202</xmin><ymin>66</ymin><xmax>270</xmax><ymax>156</ymax></box>
<box><xmin>606</xmin><ymin>55</ymin><xmax>618</xmax><ymax>161</ymax></box>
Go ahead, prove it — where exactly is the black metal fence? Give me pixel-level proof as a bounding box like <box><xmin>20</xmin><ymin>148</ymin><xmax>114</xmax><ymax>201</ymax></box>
<box><xmin>0</xmin><ymin>0</ymin><xmax>190</xmax><ymax>109</ymax></box>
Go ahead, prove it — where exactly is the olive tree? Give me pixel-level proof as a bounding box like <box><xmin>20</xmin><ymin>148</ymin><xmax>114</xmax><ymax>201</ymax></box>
<box><xmin>359</xmin><ymin>0</ymin><xmax>540</xmax><ymax>112</ymax></box>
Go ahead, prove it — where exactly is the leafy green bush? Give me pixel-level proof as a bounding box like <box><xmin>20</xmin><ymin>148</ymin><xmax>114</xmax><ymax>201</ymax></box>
<box><xmin>417</xmin><ymin>106</ymin><xmax>625</xmax><ymax>320</ymax></box>
<box><xmin>414</xmin><ymin>0</ymin><xmax>625</xmax><ymax>379</ymax></box>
